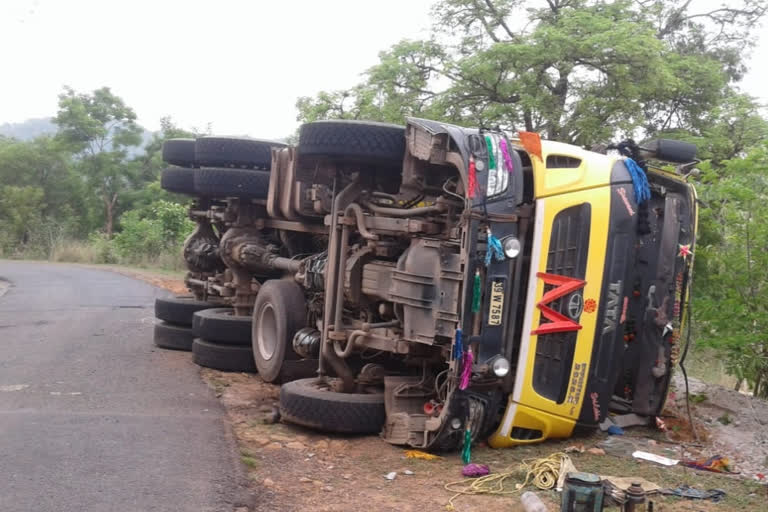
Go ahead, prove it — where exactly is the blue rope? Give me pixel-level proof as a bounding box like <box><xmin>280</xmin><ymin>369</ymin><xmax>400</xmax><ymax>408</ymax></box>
<box><xmin>624</xmin><ymin>158</ymin><xmax>651</xmax><ymax>204</ymax></box>
<box><xmin>485</xmin><ymin>229</ymin><xmax>505</xmax><ymax>266</ymax></box>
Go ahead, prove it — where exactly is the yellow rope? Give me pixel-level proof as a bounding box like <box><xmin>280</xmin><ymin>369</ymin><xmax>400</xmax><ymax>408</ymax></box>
<box><xmin>444</xmin><ymin>452</ymin><xmax>569</xmax><ymax>511</ymax></box>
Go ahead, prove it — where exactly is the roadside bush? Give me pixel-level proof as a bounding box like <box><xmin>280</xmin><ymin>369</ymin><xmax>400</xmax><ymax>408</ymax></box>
<box><xmin>112</xmin><ymin>200</ymin><xmax>193</xmax><ymax>263</ymax></box>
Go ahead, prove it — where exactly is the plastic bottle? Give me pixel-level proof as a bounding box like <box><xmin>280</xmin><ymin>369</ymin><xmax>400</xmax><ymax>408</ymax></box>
<box><xmin>520</xmin><ymin>491</ymin><xmax>548</xmax><ymax>512</ymax></box>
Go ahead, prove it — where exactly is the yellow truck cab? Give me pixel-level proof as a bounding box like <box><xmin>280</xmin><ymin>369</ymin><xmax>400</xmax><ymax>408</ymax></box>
<box><xmin>489</xmin><ymin>136</ymin><xmax>697</xmax><ymax>446</ymax></box>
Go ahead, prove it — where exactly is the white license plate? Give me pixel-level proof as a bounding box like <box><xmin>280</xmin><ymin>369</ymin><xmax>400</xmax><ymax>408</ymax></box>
<box><xmin>488</xmin><ymin>280</ymin><xmax>505</xmax><ymax>326</ymax></box>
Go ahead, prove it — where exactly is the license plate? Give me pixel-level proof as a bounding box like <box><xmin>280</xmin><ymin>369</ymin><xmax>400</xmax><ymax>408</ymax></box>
<box><xmin>488</xmin><ymin>280</ymin><xmax>505</xmax><ymax>326</ymax></box>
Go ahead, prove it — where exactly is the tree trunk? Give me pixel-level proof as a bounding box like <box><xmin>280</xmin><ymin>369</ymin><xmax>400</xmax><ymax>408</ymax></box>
<box><xmin>103</xmin><ymin>192</ymin><xmax>118</xmax><ymax>238</ymax></box>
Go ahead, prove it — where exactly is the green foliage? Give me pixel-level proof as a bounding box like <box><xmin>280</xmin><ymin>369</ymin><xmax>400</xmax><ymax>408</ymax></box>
<box><xmin>112</xmin><ymin>200</ymin><xmax>193</xmax><ymax>261</ymax></box>
<box><xmin>695</xmin><ymin>142</ymin><xmax>768</xmax><ymax>397</ymax></box>
<box><xmin>0</xmin><ymin>89</ymin><xmax>197</xmax><ymax>267</ymax></box>
<box><xmin>54</xmin><ymin>86</ymin><xmax>144</xmax><ymax>237</ymax></box>
<box><xmin>0</xmin><ymin>185</ymin><xmax>45</xmax><ymax>254</ymax></box>
<box><xmin>296</xmin><ymin>0</ymin><xmax>766</xmax><ymax>147</ymax></box>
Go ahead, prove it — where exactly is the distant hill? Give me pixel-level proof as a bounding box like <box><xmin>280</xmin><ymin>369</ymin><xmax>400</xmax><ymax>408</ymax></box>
<box><xmin>0</xmin><ymin>117</ymin><xmax>154</xmax><ymax>156</ymax></box>
<box><xmin>0</xmin><ymin>117</ymin><xmax>58</xmax><ymax>140</ymax></box>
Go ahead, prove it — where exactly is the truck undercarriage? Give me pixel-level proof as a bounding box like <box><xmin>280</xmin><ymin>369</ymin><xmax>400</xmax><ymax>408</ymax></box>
<box><xmin>158</xmin><ymin>119</ymin><xmax>697</xmax><ymax>451</ymax></box>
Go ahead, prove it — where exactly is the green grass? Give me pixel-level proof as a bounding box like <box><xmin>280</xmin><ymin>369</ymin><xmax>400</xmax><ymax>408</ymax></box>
<box><xmin>240</xmin><ymin>451</ymin><xmax>259</xmax><ymax>469</ymax></box>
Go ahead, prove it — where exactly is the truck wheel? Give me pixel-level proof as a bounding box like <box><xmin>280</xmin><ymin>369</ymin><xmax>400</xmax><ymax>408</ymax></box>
<box><xmin>194</xmin><ymin>136</ymin><xmax>286</xmax><ymax>169</ymax></box>
<box><xmin>193</xmin><ymin>168</ymin><xmax>271</xmax><ymax>199</ymax></box>
<box><xmin>251</xmin><ymin>280</ymin><xmax>306</xmax><ymax>382</ymax></box>
<box><xmin>279</xmin><ymin>378</ymin><xmax>385</xmax><ymax>434</ymax></box>
<box><xmin>192</xmin><ymin>308</ymin><xmax>252</xmax><ymax>345</ymax></box>
<box><xmin>192</xmin><ymin>338</ymin><xmax>257</xmax><ymax>373</ymax></box>
<box><xmin>162</xmin><ymin>138</ymin><xmax>196</xmax><ymax>167</ymax></box>
<box><xmin>155</xmin><ymin>296</ymin><xmax>218</xmax><ymax>327</ymax></box>
<box><xmin>154</xmin><ymin>322</ymin><xmax>194</xmax><ymax>351</ymax></box>
<box><xmin>160</xmin><ymin>167</ymin><xmax>197</xmax><ymax>195</ymax></box>
<box><xmin>297</xmin><ymin>120</ymin><xmax>405</xmax><ymax>165</ymax></box>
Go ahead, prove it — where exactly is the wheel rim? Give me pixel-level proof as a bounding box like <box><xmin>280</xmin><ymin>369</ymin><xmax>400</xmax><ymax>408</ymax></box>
<box><xmin>257</xmin><ymin>303</ymin><xmax>278</xmax><ymax>361</ymax></box>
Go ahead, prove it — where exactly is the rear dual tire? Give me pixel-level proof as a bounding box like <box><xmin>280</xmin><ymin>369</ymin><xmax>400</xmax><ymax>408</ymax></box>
<box><xmin>153</xmin><ymin>322</ymin><xmax>194</xmax><ymax>351</ymax></box>
<box><xmin>192</xmin><ymin>338</ymin><xmax>257</xmax><ymax>373</ymax></box>
<box><xmin>155</xmin><ymin>296</ymin><xmax>219</xmax><ymax>327</ymax></box>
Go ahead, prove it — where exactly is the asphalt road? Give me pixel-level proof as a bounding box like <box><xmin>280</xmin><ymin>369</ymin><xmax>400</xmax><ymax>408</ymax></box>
<box><xmin>0</xmin><ymin>261</ymin><xmax>252</xmax><ymax>512</ymax></box>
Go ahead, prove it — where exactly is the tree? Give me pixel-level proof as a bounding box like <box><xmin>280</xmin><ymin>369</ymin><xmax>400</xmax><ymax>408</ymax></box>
<box><xmin>694</xmin><ymin>143</ymin><xmax>768</xmax><ymax>397</ymax></box>
<box><xmin>54</xmin><ymin>86</ymin><xmax>143</xmax><ymax>237</ymax></box>
<box><xmin>0</xmin><ymin>135</ymin><xmax>84</xmax><ymax>220</ymax></box>
<box><xmin>0</xmin><ymin>185</ymin><xmax>45</xmax><ymax>252</ymax></box>
<box><xmin>121</xmin><ymin>116</ymin><xmax>204</xmax><ymax>216</ymax></box>
<box><xmin>296</xmin><ymin>0</ymin><xmax>766</xmax><ymax>147</ymax></box>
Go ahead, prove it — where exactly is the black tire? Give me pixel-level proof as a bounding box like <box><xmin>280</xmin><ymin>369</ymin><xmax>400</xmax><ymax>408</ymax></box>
<box><xmin>192</xmin><ymin>338</ymin><xmax>257</xmax><ymax>373</ymax></box>
<box><xmin>297</xmin><ymin>120</ymin><xmax>405</xmax><ymax>164</ymax></box>
<box><xmin>194</xmin><ymin>136</ymin><xmax>286</xmax><ymax>169</ymax></box>
<box><xmin>155</xmin><ymin>296</ymin><xmax>218</xmax><ymax>327</ymax></box>
<box><xmin>160</xmin><ymin>167</ymin><xmax>197</xmax><ymax>195</ymax></box>
<box><xmin>162</xmin><ymin>138</ymin><xmax>196</xmax><ymax>167</ymax></box>
<box><xmin>279</xmin><ymin>378</ymin><xmax>385</xmax><ymax>434</ymax></box>
<box><xmin>192</xmin><ymin>308</ymin><xmax>252</xmax><ymax>346</ymax></box>
<box><xmin>153</xmin><ymin>322</ymin><xmax>194</xmax><ymax>351</ymax></box>
<box><xmin>251</xmin><ymin>280</ymin><xmax>306</xmax><ymax>382</ymax></box>
<box><xmin>644</xmin><ymin>139</ymin><xmax>697</xmax><ymax>163</ymax></box>
<box><xmin>193</xmin><ymin>168</ymin><xmax>271</xmax><ymax>199</ymax></box>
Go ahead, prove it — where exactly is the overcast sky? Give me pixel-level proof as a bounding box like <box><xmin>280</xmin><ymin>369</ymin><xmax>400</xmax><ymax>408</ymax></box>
<box><xmin>1</xmin><ymin>0</ymin><xmax>765</xmax><ymax>139</ymax></box>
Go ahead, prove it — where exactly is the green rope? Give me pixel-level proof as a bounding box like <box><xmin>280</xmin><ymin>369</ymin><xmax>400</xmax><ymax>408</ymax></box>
<box><xmin>485</xmin><ymin>135</ymin><xmax>496</xmax><ymax>170</ymax></box>
<box><xmin>472</xmin><ymin>270</ymin><xmax>482</xmax><ymax>313</ymax></box>
<box><xmin>461</xmin><ymin>428</ymin><xmax>472</xmax><ymax>464</ymax></box>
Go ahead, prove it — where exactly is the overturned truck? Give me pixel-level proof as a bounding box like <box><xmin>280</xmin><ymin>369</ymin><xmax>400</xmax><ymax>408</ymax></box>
<box><xmin>158</xmin><ymin>118</ymin><xmax>697</xmax><ymax>450</ymax></box>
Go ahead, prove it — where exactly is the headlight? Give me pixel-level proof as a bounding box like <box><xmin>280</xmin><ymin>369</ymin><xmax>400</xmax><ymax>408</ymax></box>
<box><xmin>491</xmin><ymin>356</ymin><xmax>510</xmax><ymax>377</ymax></box>
<box><xmin>502</xmin><ymin>237</ymin><xmax>521</xmax><ymax>259</ymax></box>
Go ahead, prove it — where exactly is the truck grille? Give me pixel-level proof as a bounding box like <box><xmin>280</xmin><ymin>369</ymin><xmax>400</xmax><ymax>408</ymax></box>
<box><xmin>532</xmin><ymin>204</ymin><xmax>591</xmax><ymax>403</ymax></box>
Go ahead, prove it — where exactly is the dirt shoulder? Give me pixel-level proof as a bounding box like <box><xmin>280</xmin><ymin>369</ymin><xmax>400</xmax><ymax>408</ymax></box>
<box><xmin>79</xmin><ymin>263</ymin><xmax>188</xmax><ymax>295</ymax></box>
<box><xmin>129</xmin><ymin>267</ymin><xmax>768</xmax><ymax>511</ymax></box>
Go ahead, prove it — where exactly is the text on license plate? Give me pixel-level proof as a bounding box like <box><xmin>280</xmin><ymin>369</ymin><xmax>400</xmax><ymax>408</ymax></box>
<box><xmin>488</xmin><ymin>280</ymin><xmax>505</xmax><ymax>326</ymax></box>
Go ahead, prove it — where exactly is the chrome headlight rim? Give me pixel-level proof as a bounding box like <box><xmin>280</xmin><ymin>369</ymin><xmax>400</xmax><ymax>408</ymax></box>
<box><xmin>490</xmin><ymin>356</ymin><xmax>511</xmax><ymax>377</ymax></box>
<box><xmin>502</xmin><ymin>236</ymin><xmax>521</xmax><ymax>259</ymax></box>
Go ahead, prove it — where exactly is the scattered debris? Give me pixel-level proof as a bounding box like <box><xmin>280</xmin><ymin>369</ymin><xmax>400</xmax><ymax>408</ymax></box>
<box><xmin>565</xmin><ymin>444</ymin><xmax>585</xmax><ymax>453</ymax></box>
<box><xmin>632</xmin><ymin>451</ymin><xmax>679</xmax><ymax>466</ymax></box>
<box><xmin>461</xmin><ymin>464</ymin><xmax>490</xmax><ymax>477</ymax></box>
<box><xmin>587</xmin><ymin>447</ymin><xmax>606</xmax><ymax>456</ymax></box>
<box><xmin>403</xmin><ymin>470</ymin><xmax>414</xmax><ymax>476</ymax></box>
<box><xmin>660</xmin><ymin>485</ymin><xmax>726</xmax><ymax>502</ymax></box>
<box><xmin>404</xmin><ymin>450</ymin><xmax>441</xmax><ymax>460</ymax></box>
<box><xmin>384</xmin><ymin>472</ymin><xmax>397</xmax><ymax>480</ymax></box>
<box><xmin>520</xmin><ymin>491</ymin><xmax>548</xmax><ymax>512</ymax></box>
<box><xmin>602</xmin><ymin>476</ymin><xmax>661</xmax><ymax>505</ymax></box>
<box><xmin>561</xmin><ymin>472</ymin><xmax>604</xmax><ymax>510</ymax></box>
<box><xmin>445</xmin><ymin>452</ymin><xmax>573</xmax><ymax>510</ymax></box>
<box><xmin>599</xmin><ymin>437</ymin><xmax>638</xmax><ymax>457</ymax></box>
<box><xmin>681</xmin><ymin>455</ymin><xmax>737</xmax><ymax>474</ymax></box>
<box><xmin>607</xmin><ymin>425</ymin><xmax>625</xmax><ymax>436</ymax></box>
